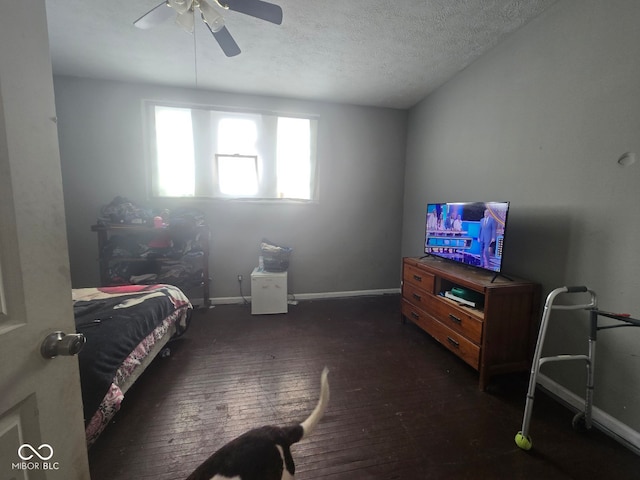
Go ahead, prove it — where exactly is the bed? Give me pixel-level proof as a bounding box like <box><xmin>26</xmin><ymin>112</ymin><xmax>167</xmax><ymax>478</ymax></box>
<box><xmin>72</xmin><ymin>284</ymin><xmax>192</xmax><ymax>447</ymax></box>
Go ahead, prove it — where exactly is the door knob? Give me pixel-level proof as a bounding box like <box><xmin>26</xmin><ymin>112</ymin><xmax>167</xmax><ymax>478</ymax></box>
<box><xmin>40</xmin><ymin>331</ymin><xmax>86</xmax><ymax>359</ymax></box>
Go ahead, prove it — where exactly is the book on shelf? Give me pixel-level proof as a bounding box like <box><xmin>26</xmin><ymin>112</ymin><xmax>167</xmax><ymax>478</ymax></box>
<box><xmin>444</xmin><ymin>290</ymin><xmax>477</xmax><ymax>308</ymax></box>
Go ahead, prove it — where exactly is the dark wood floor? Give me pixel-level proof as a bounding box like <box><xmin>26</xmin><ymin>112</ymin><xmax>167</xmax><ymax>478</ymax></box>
<box><xmin>88</xmin><ymin>295</ymin><xmax>639</xmax><ymax>479</ymax></box>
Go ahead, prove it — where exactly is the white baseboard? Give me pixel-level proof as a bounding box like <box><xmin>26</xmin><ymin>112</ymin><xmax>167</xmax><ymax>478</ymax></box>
<box><xmin>537</xmin><ymin>373</ymin><xmax>640</xmax><ymax>455</ymax></box>
<box><xmin>291</xmin><ymin>288</ymin><xmax>400</xmax><ymax>300</ymax></box>
<box><xmin>208</xmin><ymin>288</ymin><xmax>400</xmax><ymax>306</ymax></box>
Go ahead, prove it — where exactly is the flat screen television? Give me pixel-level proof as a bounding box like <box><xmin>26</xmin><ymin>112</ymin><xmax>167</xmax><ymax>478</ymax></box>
<box><xmin>424</xmin><ymin>201</ymin><xmax>511</xmax><ymax>276</ymax></box>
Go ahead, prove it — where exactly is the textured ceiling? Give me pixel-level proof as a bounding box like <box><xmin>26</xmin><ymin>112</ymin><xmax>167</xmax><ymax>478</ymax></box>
<box><xmin>45</xmin><ymin>0</ymin><xmax>558</xmax><ymax>109</ymax></box>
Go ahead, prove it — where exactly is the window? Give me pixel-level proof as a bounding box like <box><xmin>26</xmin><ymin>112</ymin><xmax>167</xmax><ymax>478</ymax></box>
<box><xmin>216</xmin><ymin>154</ymin><xmax>258</xmax><ymax>195</ymax></box>
<box><xmin>153</xmin><ymin>106</ymin><xmax>195</xmax><ymax>197</ymax></box>
<box><xmin>147</xmin><ymin>103</ymin><xmax>318</xmax><ymax>201</ymax></box>
<box><xmin>277</xmin><ymin>117</ymin><xmax>312</xmax><ymax>199</ymax></box>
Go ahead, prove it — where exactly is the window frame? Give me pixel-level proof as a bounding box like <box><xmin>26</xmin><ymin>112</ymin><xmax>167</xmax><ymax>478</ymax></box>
<box><xmin>144</xmin><ymin>100</ymin><xmax>319</xmax><ymax>203</ymax></box>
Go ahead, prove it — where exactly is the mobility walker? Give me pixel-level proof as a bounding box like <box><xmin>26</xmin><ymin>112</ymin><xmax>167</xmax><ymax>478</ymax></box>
<box><xmin>515</xmin><ymin>286</ymin><xmax>640</xmax><ymax>450</ymax></box>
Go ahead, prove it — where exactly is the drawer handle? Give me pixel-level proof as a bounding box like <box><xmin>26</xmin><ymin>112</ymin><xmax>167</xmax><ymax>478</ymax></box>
<box><xmin>412</xmin><ymin>293</ymin><xmax>422</xmax><ymax>301</ymax></box>
<box><xmin>411</xmin><ymin>311</ymin><xmax>420</xmax><ymax>320</ymax></box>
<box><xmin>448</xmin><ymin>314</ymin><xmax>462</xmax><ymax>324</ymax></box>
<box><xmin>447</xmin><ymin>337</ymin><xmax>460</xmax><ymax>348</ymax></box>
<box><xmin>413</xmin><ymin>274</ymin><xmax>422</xmax><ymax>282</ymax></box>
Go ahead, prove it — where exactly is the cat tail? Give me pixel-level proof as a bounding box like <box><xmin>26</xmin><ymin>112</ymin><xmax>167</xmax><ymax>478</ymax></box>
<box><xmin>283</xmin><ymin>367</ymin><xmax>330</xmax><ymax>445</ymax></box>
<box><xmin>300</xmin><ymin>366</ymin><xmax>330</xmax><ymax>440</ymax></box>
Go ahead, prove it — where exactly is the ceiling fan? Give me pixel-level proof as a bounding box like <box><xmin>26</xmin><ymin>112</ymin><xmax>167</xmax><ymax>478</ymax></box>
<box><xmin>134</xmin><ymin>0</ymin><xmax>283</xmax><ymax>57</ymax></box>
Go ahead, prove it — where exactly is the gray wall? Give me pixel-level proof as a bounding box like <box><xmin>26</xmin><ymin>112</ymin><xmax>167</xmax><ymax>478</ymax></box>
<box><xmin>54</xmin><ymin>76</ymin><xmax>407</xmax><ymax>298</ymax></box>
<box><xmin>402</xmin><ymin>0</ymin><xmax>640</xmax><ymax>431</ymax></box>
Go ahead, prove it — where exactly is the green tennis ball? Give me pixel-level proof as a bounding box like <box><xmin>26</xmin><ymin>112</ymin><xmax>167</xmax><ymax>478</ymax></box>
<box><xmin>515</xmin><ymin>432</ymin><xmax>532</xmax><ymax>450</ymax></box>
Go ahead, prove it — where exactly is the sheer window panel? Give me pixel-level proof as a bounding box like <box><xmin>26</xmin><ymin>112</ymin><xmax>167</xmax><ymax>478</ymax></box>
<box><xmin>277</xmin><ymin>117</ymin><xmax>312</xmax><ymax>199</ymax></box>
<box><xmin>154</xmin><ymin>106</ymin><xmax>195</xmax><ymax>197</ymax></box>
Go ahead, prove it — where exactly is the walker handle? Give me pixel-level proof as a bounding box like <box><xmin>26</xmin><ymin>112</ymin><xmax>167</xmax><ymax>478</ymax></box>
<box><xmin>565</xmin><ymin>286</ymin><xmax>588</xmax><ymax>293</ymax></box>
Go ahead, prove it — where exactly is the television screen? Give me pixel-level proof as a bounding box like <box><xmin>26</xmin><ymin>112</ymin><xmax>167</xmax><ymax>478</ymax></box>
<box><xmin>424</xmin><ymin>201</ymin><xmax>510</xmax><ymax>273</ymax></box>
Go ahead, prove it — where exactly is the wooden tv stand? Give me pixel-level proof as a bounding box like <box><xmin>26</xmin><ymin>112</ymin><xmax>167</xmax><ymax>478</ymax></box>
<box><xmin>401</xmin><ymin>256</ymin><xmax>540</xmax><ymax>390</ymax></box>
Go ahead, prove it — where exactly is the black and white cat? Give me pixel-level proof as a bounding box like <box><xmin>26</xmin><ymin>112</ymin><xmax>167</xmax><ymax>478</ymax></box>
<box><xmin>186</xmin><ymin>367</ymin><xmax>330</xmax><ymax>480</ymax></box>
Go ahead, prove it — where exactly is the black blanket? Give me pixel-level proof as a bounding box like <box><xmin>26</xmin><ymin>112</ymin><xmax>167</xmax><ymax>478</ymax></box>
<box><xmin>74</xmin><ymin>288</ymin><xmax>184</xmax><ymax>425</ymax></box>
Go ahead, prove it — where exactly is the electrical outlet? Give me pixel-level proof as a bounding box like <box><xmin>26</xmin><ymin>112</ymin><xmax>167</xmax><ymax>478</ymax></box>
<box><xmin>237</xmin><ymin>274</ymin><xmax>243</xmax><ymax>282</ymax></box>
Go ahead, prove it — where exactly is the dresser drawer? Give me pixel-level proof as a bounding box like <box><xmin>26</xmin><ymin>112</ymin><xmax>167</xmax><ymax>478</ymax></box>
<box><xmin>429</xmin><ymin>297</ymin><xmax>483</xmax><ymax>345</ymax></box>
<box><xmin>425</xmin><ymin>314</ymin><xmax>480</xmax><ymax>369</ymax></box>
<box><xmin>402</xmin><ymin>282</ymin><xmax>432</xmax><ymax>311</ymax></box>
<box><xmin>403</xmin><ymin>263</ymin><xmax>435</xmax><ymax>293</ymax></box>
<box><xmin>403</xmin><ymin>286</ymin><xmax>483</xmax><ymax>345</ymax></box>
<box><xmin>401</xmin><ymin>297</ymin><xmax>429</xmax><ymax>325</ymax></box>
<box><xmin>402</xmin><ymin>299</ymin><xmax>480</xmax><ymax>369</ymax></box>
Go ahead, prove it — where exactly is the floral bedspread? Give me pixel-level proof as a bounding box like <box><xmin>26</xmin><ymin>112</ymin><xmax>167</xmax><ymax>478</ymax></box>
<box><xmin>73</xmin><ymin>284</ymin><xmax>191</xmax><ymax>447</ymax></box>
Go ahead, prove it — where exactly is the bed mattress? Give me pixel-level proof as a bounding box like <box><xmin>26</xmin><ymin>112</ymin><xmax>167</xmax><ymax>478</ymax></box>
<box><xmin>72</xmin><ymin>284</ymin><xmax>192</xmax><ymax>446</ymax></box>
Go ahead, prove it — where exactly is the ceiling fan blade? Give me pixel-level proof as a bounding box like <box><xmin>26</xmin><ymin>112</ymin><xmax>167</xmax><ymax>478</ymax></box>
<box><xmin>206</xmin><ymin>24</ymin><xmax>241</xmax><ymax>57</ymax></box>
<box><xmin>224</xmin><ymin>0</ymin><xmax>283</xmax><ymax>25</ymax></box>
<box><xmin>134</xmin><ymin>1</ymin><xmax>175</xmax><ymax>29</ymax></box>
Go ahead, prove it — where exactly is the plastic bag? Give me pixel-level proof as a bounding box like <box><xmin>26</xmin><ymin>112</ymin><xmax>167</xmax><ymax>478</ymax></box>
<box><xmin>260</xmin><ymin>239</ymin><xmax>292</xmax><ymax>272</ymax></box>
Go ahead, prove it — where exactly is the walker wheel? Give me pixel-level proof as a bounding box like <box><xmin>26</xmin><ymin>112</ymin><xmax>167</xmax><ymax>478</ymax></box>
<box><xmin>572</xmin><ymin>412</ymin><xmax>588</xmax><ymax>432</ymax></box>
<box><xmin>515</xmin><ymin>432</ymin><xmax>532</xmax><ymax>450</ymax></box>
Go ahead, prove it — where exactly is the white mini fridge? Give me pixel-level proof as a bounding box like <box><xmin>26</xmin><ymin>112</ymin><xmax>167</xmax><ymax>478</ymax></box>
<box><xmin>251</xmin><ymin>268</ymin><xmax>288</xmax><ymax>314</ymax></box>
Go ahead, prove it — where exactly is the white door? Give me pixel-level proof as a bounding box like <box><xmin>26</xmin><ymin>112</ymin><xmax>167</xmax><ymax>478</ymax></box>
<box><xmin>0</xmin><ymin>0</ymin><xmax>90</xmax><ymax>478</ymax></box>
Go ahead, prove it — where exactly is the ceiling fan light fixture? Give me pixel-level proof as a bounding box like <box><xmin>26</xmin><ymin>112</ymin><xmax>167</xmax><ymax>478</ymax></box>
<box><xmin>168</xmin><ymin>0</ymin><xmax>193</xmax><ymax>15</ymax></box>
<box><xmin>211</xmin><ymin>0</ymin><xmax>230</xmax><ymax>10</ymax></box>
<box><xmin>134</xmin><ymin>0</ymin><xmax>282</xmax><ymax>57</ymax></box>
<box><xmin>198</xmin><ymin>0</ymin><xmax>225</xmax><ymax>33</ymax></box>
<box><xmin>176</xmin><ymin>9</ymin><xmax>195</xmax><ymax>33</ymax></box>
